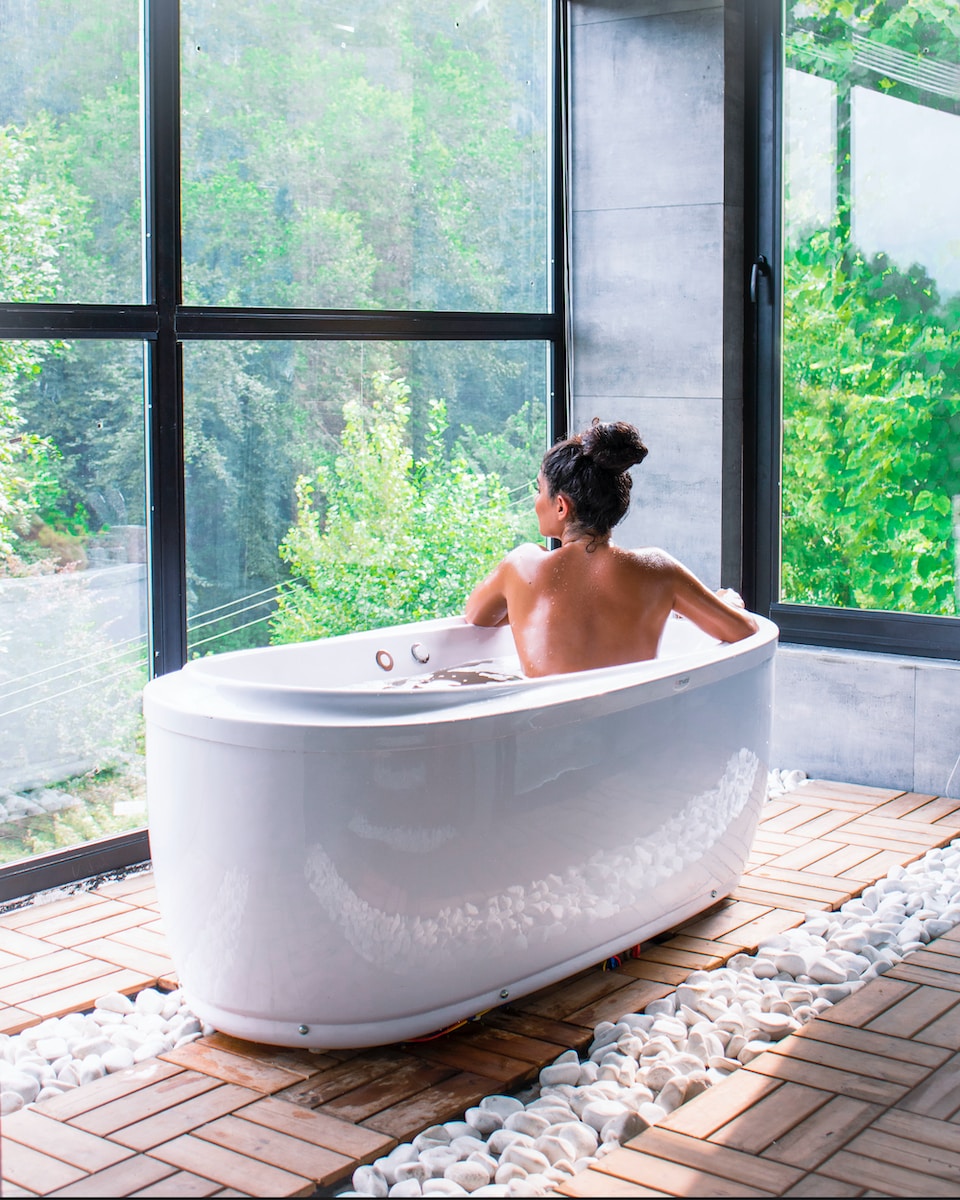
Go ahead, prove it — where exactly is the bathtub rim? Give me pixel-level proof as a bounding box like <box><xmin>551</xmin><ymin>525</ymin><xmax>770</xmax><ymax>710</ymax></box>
<box><xmin>143</xmin><ymin>612</ymin><xmax>779</xmax><ymax>737</ymax></box>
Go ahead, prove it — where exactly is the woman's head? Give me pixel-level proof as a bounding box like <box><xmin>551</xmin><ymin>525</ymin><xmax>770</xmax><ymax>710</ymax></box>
<box><xmin>539</xmin><ymin>418</ymin><xmax>648</xmax><ymax>537</ymax></box>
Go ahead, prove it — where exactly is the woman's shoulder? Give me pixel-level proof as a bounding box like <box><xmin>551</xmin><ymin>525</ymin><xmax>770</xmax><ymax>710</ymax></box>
<box><xmin>615</xmin><ymin>545</ymin><xmax>682</xmax><ymax>572</ymax></box>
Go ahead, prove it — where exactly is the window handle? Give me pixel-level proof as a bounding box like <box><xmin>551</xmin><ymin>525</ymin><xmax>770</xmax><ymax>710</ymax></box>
<box><xmin>750</xmin><ymin>254</ymin><xmax>769</xmax><ymax>303</ymax></box>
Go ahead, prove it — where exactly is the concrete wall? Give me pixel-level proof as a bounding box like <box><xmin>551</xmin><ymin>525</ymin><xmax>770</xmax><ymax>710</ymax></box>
<box><xmin>568</xmin><ymin>0</ymin><xmax>960</xmax><ymax>797</ymax></box>
<box><xmin>569</xmin><ymin>0</ymin><xmax>743</xmax><ymax>589</ymax></box>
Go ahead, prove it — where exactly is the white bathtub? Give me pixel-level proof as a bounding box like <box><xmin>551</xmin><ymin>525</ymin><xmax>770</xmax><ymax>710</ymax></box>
<box><xmin>143</xmin><ymin>613</ymin><xmax>777</xmax><ymax>1048</ymax></box>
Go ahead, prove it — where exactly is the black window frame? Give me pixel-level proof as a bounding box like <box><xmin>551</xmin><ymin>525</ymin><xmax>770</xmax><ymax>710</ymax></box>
<box><xmin>744</xmin><ymin>0</ymin><xmax>960</xmax><ymax>663</ymax></box>
<box><xmin>0</xmin><ymin>0</ymin><xmax>570</xmax><ymax>904</ymax></box>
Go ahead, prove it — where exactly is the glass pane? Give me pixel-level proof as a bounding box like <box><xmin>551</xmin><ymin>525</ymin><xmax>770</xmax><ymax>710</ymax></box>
<box><xmin>781</xmin><ymin>3</ymin><xmax>960</xmax><ymax>616</ymax></box>
<box><xmin>0</xmin><ymin>340</ymin><xmax>147</xmax><ymax>867</ymax></box>
<box><xmin>180</xmin><ymin>0</ymin><xmax>551</xmax><ymax>312</ymax></box>
<box><xmin>0</xmin><ymin>0</ymin><xmax>143</xmax><ymax>305</ymax></box>
<box><xmin>183</xmin><ymin>341</ymin><xmax>548</xmax><ymax>656</ymax></box>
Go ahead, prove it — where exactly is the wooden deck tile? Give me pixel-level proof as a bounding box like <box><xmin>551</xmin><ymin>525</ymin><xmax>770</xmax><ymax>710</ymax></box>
<box><xmin>109</xmin><ymin>923</ymin><xmax>173</xmax><ymax>959</ymax></box>
<box><xmin>871</xmin><ymin>792</ymin><xmax>940</xmax><ymax>819</ymax></box>
<box><xmin>754</xmin><ymin>838</ymin><xmax>859</xmax><ymax>874</ymax></box>
<box><xmin>916</xmin><ymin>940</ymin><xmax>960</xmax><ymax>968</ymax></box>
<box><xmin>512</xmin><ymin>965</ymin><xmax>643</xmax><ymax>1021</ymax></box>
<box><xmin>33</xmin><ymin>1060</ymin><xmax>185</xmax><ymax>1123</ymax></box>
<box><xmin>71</xmin><ymin>935</ymin><xmax>173</xmax><ymax>979</ymax></box>
<box><xmin>92</xmin><ymin>874</ymin><xmax>158</xmax><ymax>901</ymax></box>
<box><xmin>874</xmin><ymin>1107</ymin><xmax>960</xmax><ymax>1153</ymax></box>
<box><xmin>0</xmin><ymin>947</ymin><xmax>88</xmax><ymax>990</ymax></box>
<box><xmin>159</xmin><ymin>1041</ymin><xmax>311</xmax><ymax>1093</ymax></box>
<box><xmin>18</xmin><ymin>968</ymin><xmax>151</xmax><ymax>1019</ymax></box>
<box><xmin>0</xmin><ymin>956</ymin><xmax>129</xmax><ymax>1008</ymax></box>
<box><xmin>816</xmin><ymin>1147</ymin><xmax>960</xmax><ymax>1196</ymax></box>
<box><xmin>557</xmin><ymin>1167</ymin><xmax>672</xmax><ymax>1196</ymax></box>
<box><xmin>146</xmin><ymin>1134</ymin><xmax>314</xmax><ymax>1197</ymax></box>
<box><xmin>886</xmin><ymin>962</ymin><xmax>960</xmax><ymax>993</ymax></box>
<box><xmin>319</xmin><ymin>1058</ymin><xmax>459</xmax><ymax>1123</ymax></box>
<box><xmin>620</xmin><ymin>1127</ymin><xmax>805</xmax><ymax>1195</ymax></box>
<box><xmin>358</xmin><ymin>1071</ymin><xmax>499</xmax><ymax>1141</ymax></box>
<box><xmin>21</xmin><ymin>899</ymin><xmax>136</xmax><ymax>940</ymax></box>
<box><xmin>631</xmin><ymin>942</ymin><xmax>726</xmax><ymax>972</ymax></box>
<box><xmin>731</xmin><ymin>886</ymin><xmax>835</xmax><ymax>913</ymax></box>
<box><xmin>895</xmin><ymin>1050</ymin><xmax>960</xmax><ymax>1120</ymax></box>
<box><xmin>781</xmin><ymin>1173</ymin><xmax>865</xmax><ymax>1196</ymax></box>
<box><xmin>761</xmin><ymin>1027</ymin><xmax>941</xmax><ymax>1087</ymax></box>
<box><xmin>865</xmin><ymin>983</ymin><xmax>960</xmax><ymax>1040</ymax></box>
<box><xmin>235</xmin><ymin>1095</ymin><xmax>394</xmax><ymax>1163</ymax></box>
<box><xmin>124</xmin><ymin>1169</ymin><xmax>224</xmax><ymax>1196</ymax></box>
<box><xmin>758</xmin><ymin>1094</ymin><xmax>883</xmax><ymax>1170</ymax></box>
<box><xmin>758</xmin><ymin>805</ymin><xmax>832</xmax><ymax>835</ymax></box>
<box><xmin>199</xmin><ymin>1033</ymin><xmax>332</xmax><ymax>1078</ymax></box>
<box><xmin>2</xmin><ymin>1108</ymin><xmax>134</xmax><ymax>1172</ymax></box>
<box><xmin>587</xmin><ymin>1145</ymin><xmax>778</xmax><ymax>1197</ymax></box>
<box><xmin>0</xmin><ymin>1004</ymin><xmax>42</xmax><ymax>1034</ymax></box>
<box><xmin>108</xmin><ymin>1083</ymin><xmax>263</xmax><ymax>1153</ymax></box>
<box><xmin>818</xmin><ymin>976</ymin><xmax>917</xmax><ymax>1028</ymax></box>
<box><xmin>272</xmin><ymin>1050</ymin><xmax>423</xmax><ymax>1108</ymax></box>
<box><xmin>687</xmin><ymin>908</ymin><xmax>805</xmax><ymax>955</ymax></box>
<box><xmin>793</xmin><ymin>1011</ymin><xmax>952</xmax><ymax>1070</ymax></box>
<box><xmin>706</xmin><ymin>1081</ymin><xmax>832</xmax><ymax>1154</ymax></box>
<box><xmin>0</xmin><ymin>892</ymin><xmax>105</xmax><ymax>930</ymax></box>
<box><xmin>743</xmin><ymin>1048</ymin><xmax>910</xmax><ymax>1106</ymax></box>
<box><xmin>676</xmin><ymin>901</ymin><xmax>772</xmax><ymax>941</ymax></box>
<box><xmin>787</xmin><ymin>841</ymin><xmax>879</xmax><ymax>878</ymax></box>
<box><xmin>0</xmin><ymin>1141</ymin><xmax>88</xmax><ymax>1195</ymax></box>
<box><xmin>481</xmin><ymin>1006</ymin><xmax>595</xmax><ymax>1051</ymax></box>
<box><xmin>562</xmin><ymin>978</ymin><xmax>675</xmax><ymax>1028</ymax></box>
<box><xmin>68</xmin><ymin>1070</ymin><xmax>225</xmax><ymax>1137</ymax></box>
<box><xmin>794</xmin><ymin>780</ymin><xmax>903</xmax><ymax>802</ymax></box>
<box><xmin>47</xmin><ymin>908</ymin><xmax>152</xmax><ymax>949</ymax></box>
<box><xmin>0</xmin><ymin>926</ymin><xmax>68</xmax><ymax>960</ymax></box>
<box><xmin>912</xmin><ymin>1000</ymin><xmax>960</xmax><ymax>1051</ymax></box>
<box><xmin>42</xmin><ymin>1155</ymin><xmax>176</xmax><ymax>1197</ymax></box>
<box><xmin>616</xmin><ymin>958</ymin><xmax>690</xmax><ymax>986</ymax></box>
<box><xmin>656</xmin><ymin>933</ymin><xmax>744</xmax><ymax>961</ymax></box>
<box><xmin>451</xmin><ymin>1022</ymin><xmax>568</xmax><ymax>1065</ymax></box>
<box><xmin>782</xmin><ymin>810</ymin><xmax>862</xmax><ymax>840</ymax></box>
<box><xmin>194</xmin><ymin>1115</ymin><xmax>353</xmax><ymax>1187</ymax></box>
<box><xmin>658</xmin><ymin>1069</ymin><xmax>783</xmax><ymax>1139</ymax></box>
<box><xmin>404</xmin><ymin>1028</ymin><xmax>535</xmax><ymax>1086</ymax></box>
<box><xmin>848</xmin><ymin>1125</ymin><xmax>960</xmax><ymax>1182</ymax></box>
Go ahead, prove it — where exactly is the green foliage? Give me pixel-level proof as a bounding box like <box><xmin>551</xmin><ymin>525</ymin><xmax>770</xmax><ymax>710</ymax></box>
<box><xmin>271</xmin><ymin>373</ymin><xmax>521</xmax><ymax>642</ymax></box>
<box><xmin>782</xmin><ymin>230</ymin><xmax>960</xmax><ymax>614</ymax></box>
<box><xmin>454</xmin><ymin>399</ymin><xmax>546</xmax><ymax>544</ymax></box>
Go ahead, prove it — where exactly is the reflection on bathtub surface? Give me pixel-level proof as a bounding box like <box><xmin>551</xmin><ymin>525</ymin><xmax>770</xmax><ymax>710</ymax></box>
<box><xmin>304</xmin><ymin>748</ymin><xmax>762</xmax><ymax>970</ymax></box>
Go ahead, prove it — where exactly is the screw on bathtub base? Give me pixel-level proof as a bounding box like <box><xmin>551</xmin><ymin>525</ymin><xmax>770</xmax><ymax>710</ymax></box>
<box><xmin>711</xmin><ymin>890</ymin><xmax>718</xmax><ymax>899</ymax></box>
<box><xmin>499</xmin><ymin>989</ymin><xmax>509</xmax><ymax>999</ymax></box>
<box><xmin>297</xmin><ymin>1025</ymin><xmax>309</xmax><ymax>1036</ymax></box>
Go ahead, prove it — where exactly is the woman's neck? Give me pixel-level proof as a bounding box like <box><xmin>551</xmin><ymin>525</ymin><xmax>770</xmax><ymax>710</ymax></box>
<box><xmin>559</xmin><ymin>526</ymin><xmax>609</xmax><ymax>549</ymax></box>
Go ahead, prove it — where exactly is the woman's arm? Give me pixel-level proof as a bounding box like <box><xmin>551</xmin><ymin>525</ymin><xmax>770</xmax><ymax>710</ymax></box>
<box><xmin>671</xmin><ymin>563</ymin><xmax>759</xmax><ymax>643</ymax></box>
<box><xmin>464</xmin><ymin>558</ymin><xmax>511</xmax><ymax>627</ymax></box>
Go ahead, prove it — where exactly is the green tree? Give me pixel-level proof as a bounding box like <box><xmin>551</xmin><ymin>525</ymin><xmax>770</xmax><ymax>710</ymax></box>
<box><xmin>271</xmin><ymin>372</ymin><xmax>520</xmax><ymax>642</ymax></box>
<box><xmin>782</xmin><ymin>231</ymin><xmax>960</xmax><ymax>613</ymax></box>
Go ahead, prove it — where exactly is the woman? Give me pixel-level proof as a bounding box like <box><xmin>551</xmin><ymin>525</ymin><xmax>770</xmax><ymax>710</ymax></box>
<box><xmin>465</xmin><ymin>419</ymin><xmax>758</xmax><ymax>677</ymax></box>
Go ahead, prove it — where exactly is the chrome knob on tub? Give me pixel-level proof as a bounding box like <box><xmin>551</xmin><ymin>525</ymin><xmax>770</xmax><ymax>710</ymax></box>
<box><xmin>411</xmin><ymin>643</ymin><xmax>430</xmax><ymax>664</ymax></box>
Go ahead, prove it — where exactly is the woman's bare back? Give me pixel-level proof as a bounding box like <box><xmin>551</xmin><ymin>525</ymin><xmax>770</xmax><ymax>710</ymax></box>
<box><xmin>465</xmin><ymin>539</ymin><xmax>758</xmax><ymax>678</ymax></box>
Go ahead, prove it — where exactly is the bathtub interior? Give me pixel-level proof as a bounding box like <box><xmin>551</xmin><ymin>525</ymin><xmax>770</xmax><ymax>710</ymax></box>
<box><xmin>172</xmin><ymin>611</ymin><xmax>737</xmax><ymax>701</ymax></box>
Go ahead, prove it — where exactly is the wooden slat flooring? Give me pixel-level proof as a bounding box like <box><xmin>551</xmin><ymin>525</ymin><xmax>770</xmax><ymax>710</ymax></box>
<box><xmin>2</xmin><ymin>779</ymin><xmax>960</xmax><ymax>1197</ymax></box>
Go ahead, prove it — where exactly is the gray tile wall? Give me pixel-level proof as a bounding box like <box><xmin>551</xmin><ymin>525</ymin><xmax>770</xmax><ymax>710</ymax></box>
<box><xmin>568</xmin><ymin>0</ymin><xmax>960</xmax><ymax>797</ymax></box>
<box><xmin>569</xmin><ymin>0</ymin><xmax>734</xmax><ymax>588</ymax></box>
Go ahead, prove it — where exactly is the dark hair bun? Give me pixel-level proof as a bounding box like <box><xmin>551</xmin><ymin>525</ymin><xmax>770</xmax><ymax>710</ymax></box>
<box><xmin>580</xmin><ymin>419</ymin><xmax>649</xmax><ymax>473</ymax></box>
